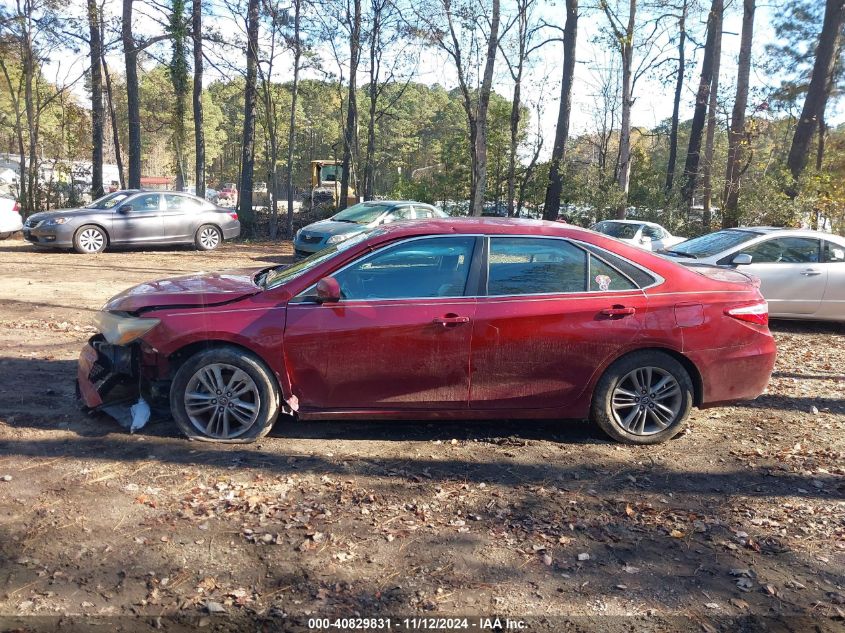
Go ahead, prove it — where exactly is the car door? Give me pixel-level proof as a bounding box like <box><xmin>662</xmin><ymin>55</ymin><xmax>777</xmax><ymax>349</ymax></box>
<box><xmin>111</xmin><ymin>193</ymin><xmax>164</xmax><ymax>244</ymax></box>
<box><xmin>735</xmin><ymin>236</ymin><xmax>826</xmax><ymax>315</ymax></box>
<box><xmin>162</xmin><ymin>194</ymin><xmax>203</xmax><ymax>242</ymax></box>
<box><xmin>470</xmin><ymin>236</ymin><xmax>648</xmax><ymax>410</ymax></box>
<box><xmin>283</xmin><ymin>235</ymin><xmax>481</xmax><ymax>410</ymax></box>
<box><xmin>818</xmin><ymin>240</ymin><xmax>845</xmax><ymax>320</ymax></box>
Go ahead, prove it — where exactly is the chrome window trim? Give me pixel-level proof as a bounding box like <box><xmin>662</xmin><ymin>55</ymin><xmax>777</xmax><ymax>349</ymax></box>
<box><xmin>289</xmin><ymin>232</ymin><xmax>664</xmax><ymax>304</ymax></box>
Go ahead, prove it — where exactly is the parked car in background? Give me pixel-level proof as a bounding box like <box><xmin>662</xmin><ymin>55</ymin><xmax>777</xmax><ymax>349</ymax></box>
<box><xmin>22</xmin><ymin>190</ymin><xmax>240</xmax><ymax>254</ymax></box>
<box><xmin>78</xmin><ymin>218</ymin><xmax>775</xmax><ymax>446</ymax></box>
<box><xmin>293</xmin><ymin>200</ymin><xmax>447</xmax><ymax>258</ymax></box>
<box><xmin>0</xmin><ymin>194</ymin><xmax>22</xmax><ymax>239</ymax></box>
<box><xmin>591</xmin><ymin>220</ymin><xmax>686</xmax><ymax>252</ymax></box>
<box><xmin>663</xmin><ymin>226</ymin><xmax>845</xmax><ymax>321</ymax></box>
<box><xmin>219</xmin><ymin>183</ymin><xmax>238</xmax><ymax>204</ymax></box>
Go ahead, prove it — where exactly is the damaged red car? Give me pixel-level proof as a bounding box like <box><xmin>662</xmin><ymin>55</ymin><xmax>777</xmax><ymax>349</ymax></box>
<box><xmin>77</xmin><ymin>218</ymin><xmax>776</xmax><ymax>445</ymax></box>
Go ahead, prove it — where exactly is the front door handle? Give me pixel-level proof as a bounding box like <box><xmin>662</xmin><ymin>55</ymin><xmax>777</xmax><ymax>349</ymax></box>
<box><xmin>433</xmin><ymin>314</ymin><xmax>470</xmax><ymax>326</ymax></box>
<box><xmin>600</xmin><ymin>307</ymin><xmax>636</xmax><ymax>317</ymax></box>
<box><xmin>801</xmin><ymin>268</ymin><xmax>822</xmax><ymax>276</ymax></box>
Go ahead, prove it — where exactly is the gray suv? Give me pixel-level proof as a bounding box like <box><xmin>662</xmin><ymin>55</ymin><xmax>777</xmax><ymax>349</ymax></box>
<box><xmin>22</xmin><ymin>190</ymin><xmax>241</xmax><ymax>254</ymax></box>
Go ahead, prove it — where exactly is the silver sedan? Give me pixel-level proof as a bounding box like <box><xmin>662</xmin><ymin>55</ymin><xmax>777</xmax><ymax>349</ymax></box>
<box><xmin>663</xmin><ymin>227</ymin><xmax>845</xmax><ymax>321</ymax></box>
<box><xmin>22</xmin><ymin>190</ymin><xmax>241</xmax><ymax>254</ymax></box>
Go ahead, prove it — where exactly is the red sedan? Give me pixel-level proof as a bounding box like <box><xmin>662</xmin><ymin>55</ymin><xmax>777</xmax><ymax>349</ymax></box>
<box><xmin>77</xmin><ymin>219</ymin><xmax>776</xmax><ymax>445</ymax></box>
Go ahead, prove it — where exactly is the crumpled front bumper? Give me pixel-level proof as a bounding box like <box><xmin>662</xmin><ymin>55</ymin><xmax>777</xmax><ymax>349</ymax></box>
<box><xmin>76</xmin><ymin>335</ymin><xmax>141</xmax><ymax>409</ymax></box>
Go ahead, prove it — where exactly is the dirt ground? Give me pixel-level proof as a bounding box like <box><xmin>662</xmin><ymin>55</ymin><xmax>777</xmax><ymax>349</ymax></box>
<box><xmin>0</xmin><ymin>236</ymin><xmax>842</xmax><ymax>632</ymax></box>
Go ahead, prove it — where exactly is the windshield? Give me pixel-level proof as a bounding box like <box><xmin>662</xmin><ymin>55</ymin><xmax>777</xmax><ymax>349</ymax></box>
<box><xmin>86</xmin><ymin>192</ymin><xmax>131</xmax><ymax>209</ymax></box>
<box><xmin>668</xmin><ymin>229</ymin><xmax>758</xmax><ymax>258</ymax></box>
<box><xmin>593</xmin><ymin>222</ymin><xmax>640</xmax><ymax>239</ymax></box>
<box><xmin>263</xmin><ymin>230</ymin><xmax>379</xmax><ymax>289</ymax></box>
<box><xmin>332</xmin><ymin>203</ymin><xmax>392</xmax><ymax>225</ymax></box>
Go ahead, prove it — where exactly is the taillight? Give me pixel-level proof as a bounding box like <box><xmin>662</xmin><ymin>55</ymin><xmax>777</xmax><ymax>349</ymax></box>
<box><xmin>229</xmin><ymin>212</ymin><xmax>238</xmax><ymax>221</ymax></box>
<box><xmin>12</xmin><ymin>201</ymin><xmax>20</xmax><ymax>213</ymax></box>
<box><xmin>725</xmin><ymin>301</ymin><xmax>769</xmax><ymax>326</ymax></box>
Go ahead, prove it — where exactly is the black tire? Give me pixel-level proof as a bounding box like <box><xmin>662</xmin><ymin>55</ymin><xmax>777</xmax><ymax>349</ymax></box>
<box><xmin>195</xmin><ymin>224</ymin><xmax>222</xmax><ymax>251</ymax></box>
<box><xmin>590</xmin><ymin>350</ymin><xmax>693</xmax><ymax>445</ymax></box>
<box><xmin>73</xmin><ymin>224</ymin><xmax>108</xmax><ymax>254</ymax></box>
<box><xmin>0</xmin><ymin>232</ymin><xmax>11</xmax><ymax>240</ymax></box>
<box><xmin>170</xmin><ymin>346</ymin><xmax>280</xmax><ymax>442</ymax></box>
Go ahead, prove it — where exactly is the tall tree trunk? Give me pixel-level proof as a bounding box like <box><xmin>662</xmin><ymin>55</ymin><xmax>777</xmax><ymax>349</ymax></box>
<box><xmin>340</xmin><ymin>0</ymin><xmax>362</xmax><ymax>211</ymax></box>
<box><xmin>238</xmin><ymin>0</ymin><xmax>259</xmax><ymax>224</ymax></box>
<box><xmin>816</xmin><ymin>111</ymin><xmax>826</xmax><ymax>171</ymax></box>
<box><xmin>786</xmin><ymin>0</ymin><xmax>845</xmax><ymax>192</ymax></box>
<box><xmin>122</xmin><ymin>0</ymin><xmax>142</xmax><ymax>188</ymax></box>
<box><xmin>87</xmin><ymin>0</ymin><xmax>104</xmax><ymax>198</ymax></box>
<box><xmin>701</xmin><ymin>8</ymin><xmax>722</xmax><ymax>233</ymax></box>
<box><xmin>286</xmin><ymin>0</ymin><xmax>302</xmax><ymax>236</ymax></box>
<box><xmin>192</xmin><ymin>0</ymin><xmax>205</xmax><ymax>197</ymax></box>
<box><xmin>101</xmin><ymin>51</ymin><xmax>126</xmax><ymax>189</ymax></box>
<box><xmin>542</xmin><ymin>0</ymin><xmax>578</xmax><ymax>221</ymax></box>
<box><xmin>0</xmin><ymin>58</ymin><xmax>27</xmax><ymax>212</ymax></box>
<box><xmin>363</xmin><ymin>0</ymin><xmax>381</xmax><ymax>201</ymax></box>
<box><xmin>664</xmin><ymin>0</ymin><xmax>686</xmax><ymax>198</ymax></box>
<box><xmin>469</xmin><ymin>0</ymin><xmax>500</xmax><ymax>217</ymax></box>
<box><xmin>722</xmin><ymin>0</ymin><xmax>754</xmax><ymax>228</ymax></box>
<box><xmin>170</xmin><ymin>0</ymin><xmax>189</xmax><ymax>190</ymax></box>
<box><xmin>681</xmin><ymin>0</ymin><xmax>722</xmax><ymax>208</ymax></box>
<box><xmin>506</xmin><ymin>0</ymin><xmax>529</xmax><ymax>218</ymax></box>
<box><xmin>604</xmin><ymin>0</ymin><xmax>636</xmax><ymax>220</ymax></box>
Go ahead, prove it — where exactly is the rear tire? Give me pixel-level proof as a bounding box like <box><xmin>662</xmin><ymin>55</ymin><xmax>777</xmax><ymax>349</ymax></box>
<box><xmin>0</xmin><ymin>232</ymin><xmax>11</xmax><ymax>240</ymax></box>
<box><xmin>195</xmin><ymin>224</ymin><xmax>222</xmax><ymax>251</ymax></box>
<box><xmin>73</xmin><ymin>225</ymin><xmax>108</xmax><ymax>254</ymax></box>
<box><xmin>590</xmin><ymin>351</ymin><xmax>693</xmax><ymax>445</ymax></box>
<box><xmin>170</xmin><ymin>346</ymin><xmax>279</xmax><ymax>442</ymax></box>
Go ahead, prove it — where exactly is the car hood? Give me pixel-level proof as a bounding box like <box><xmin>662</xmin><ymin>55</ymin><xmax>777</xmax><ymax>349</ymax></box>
<box><xmin>103</xmin><ymin>268</ymin><xmax>264</xmax><ymax>314</ymax></box>
<box><xmin>301</xmin><ymin>220</ymin><xmax>368</xmax><ymax>237</ymax></box>
<box><xmin>26</xmin><ymin>208</ymin><xmax>98</xmax><ymax>223</ymax></box>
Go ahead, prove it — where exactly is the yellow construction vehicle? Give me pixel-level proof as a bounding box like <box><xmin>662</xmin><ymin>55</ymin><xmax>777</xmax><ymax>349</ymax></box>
<box><xmin>304</xmin><ymin>159</ymin><xmax>358</xmax><ymax>210</ymax></box>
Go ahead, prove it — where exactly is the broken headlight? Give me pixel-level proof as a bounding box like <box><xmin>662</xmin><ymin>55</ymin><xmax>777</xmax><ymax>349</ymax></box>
<box><xmin>94</xmin><ymin>311</ymin><xmax>160</xmax><ymax>345</ymax></box>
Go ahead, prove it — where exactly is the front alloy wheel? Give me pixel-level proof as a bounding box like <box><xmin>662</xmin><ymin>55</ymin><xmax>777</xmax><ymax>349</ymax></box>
<box><xmin>171</xmin><ymin>346</ymin><xmax>280</xmax><ymax>442</ymax></box>
<box><xmin>184</xmin><ymin>363</ymin><xmax>260</xmax><ymax>439</ymax></box>
<box><xmin>74</xmin><ymin>225</ymin><xmax>107</xmax><ymax>254</ymax></box>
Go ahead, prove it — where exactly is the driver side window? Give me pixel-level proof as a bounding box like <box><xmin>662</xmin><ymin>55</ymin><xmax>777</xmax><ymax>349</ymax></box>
<box><xmin>127</xmin><ymin>194</ymin><xmax>161</xmax><ymax>212</ymax></box>
<box><xmin>334</xmin><ymin>237</ymin><xmax>476</xmax><ymax>300</ymax></box>
<box><xmin>743</xmin><ymin>237</ymin><xmax>821</xmax><ymax>264</ymax></box>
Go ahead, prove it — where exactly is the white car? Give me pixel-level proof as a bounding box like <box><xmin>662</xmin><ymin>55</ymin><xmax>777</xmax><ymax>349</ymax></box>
<box><xmin>663</xmin><ymin>226</ymin><xmax>845</xmax><ymax>322</ymax></box>
<box><xmin>590</xmin><ymin>220</ymin><xmax>685</xmax><ymax>252</ymax></box>
<box><xmin>0</xmin><ymin>194</ymin><xmax>22</xmax><ymax>239</ymax></box>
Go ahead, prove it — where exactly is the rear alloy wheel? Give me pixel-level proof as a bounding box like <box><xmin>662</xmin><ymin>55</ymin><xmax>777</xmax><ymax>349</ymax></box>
<box><xmin>170</xmin><ymin>346</ymin><xmax>279</xmax><ymax>442</ymax></box>
<box><xmin>195</xmin><ymin>224</ymin><xmax>222</xmax><ymax>251</ymax></box>
<box><xmin>590</xmin><ymin>351</ymin><xmax>693</xmax><ymax>444</ymax></box>
<box><xmin>73</xmin><ymin>225</ymin><xmax>107</xmax><ymax>254</ymax></box>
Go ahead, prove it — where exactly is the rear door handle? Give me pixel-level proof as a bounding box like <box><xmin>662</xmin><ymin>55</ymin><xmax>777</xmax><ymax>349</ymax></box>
<box><xmin>801</xmin><ymin>268</ymin><xmax>822</xmax><ymax>276</ymax></box>
<box><xmin>600</xmin><ymin>307</ymin><xmax>636</xmax><ymax>317</ymax></box>
<box><xmin>433</xmin><ymin>314</ymin><xmax>470</xmax><ymax>326</ymax></box>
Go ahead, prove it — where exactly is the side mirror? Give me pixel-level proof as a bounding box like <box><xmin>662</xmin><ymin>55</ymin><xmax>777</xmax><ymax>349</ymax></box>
<box><xmin>315</xmin><ymin>276</ymin><xmax>341</xmax><ymax>303</ymax></box>
<box><xmin>732</xmin><ymin>253</ymin><xmax>753</xmax><ymax>265</ymax></box>
<box><xmin>117</xmin><ymin>204</ymin><xmax>131</xmax><ymax>214</ymax></box>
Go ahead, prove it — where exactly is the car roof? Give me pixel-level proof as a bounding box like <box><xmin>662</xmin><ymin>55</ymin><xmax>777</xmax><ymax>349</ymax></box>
<box><xmin>362</xmin><ymin>200</ymin><xmax>435</xmax><ymax>207</ymax></box>
<box><xmin>374</xmin><ymin>216</ymin><xmax>599</xmax><ymax>239</ymax></box>
<box><xmin>731</xmin><ymin>226</ymin><xmax>840</xmax><ymax>238</ymax></box>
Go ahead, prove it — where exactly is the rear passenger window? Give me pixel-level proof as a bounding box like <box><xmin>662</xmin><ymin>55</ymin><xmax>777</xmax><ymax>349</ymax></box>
<box><xmin>580</xmin><ymin>243</ymin><xmax>656</xmax><ymax>288</ymax></box>
<box><xmin>590</xmin><ymin>255</ymin><xmax>637</xmax><ymax>291</ymax></box>
<box><xmin>824</xmin><ymin>241</ymin><xmax>845</xmax><ymax>263</ymax></box>
<box><xmin>488</xmin><ymin>237</ymin><xmax>587</xmax><ymax>295</ymax></box>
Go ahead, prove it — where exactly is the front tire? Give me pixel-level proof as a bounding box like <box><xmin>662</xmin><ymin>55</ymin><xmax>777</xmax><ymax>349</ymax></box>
<box><xmin>590</xmin><ymin>351</ymin><xmax>693</xmax><ymax>445</ymax></box>
<box><xmin>195</xmin><ymin>224</ymin><xmax>222</xmax><ymax>251</ymax></box>
<box><xmin>170</xmin><ymin>346</ymin><xmax>279</xmax><ymax>442</ymax></box>
<box><xmin>73</xmin><ymin>225</ymin><xmax>108</xmax><ymax>254</ymax></box>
